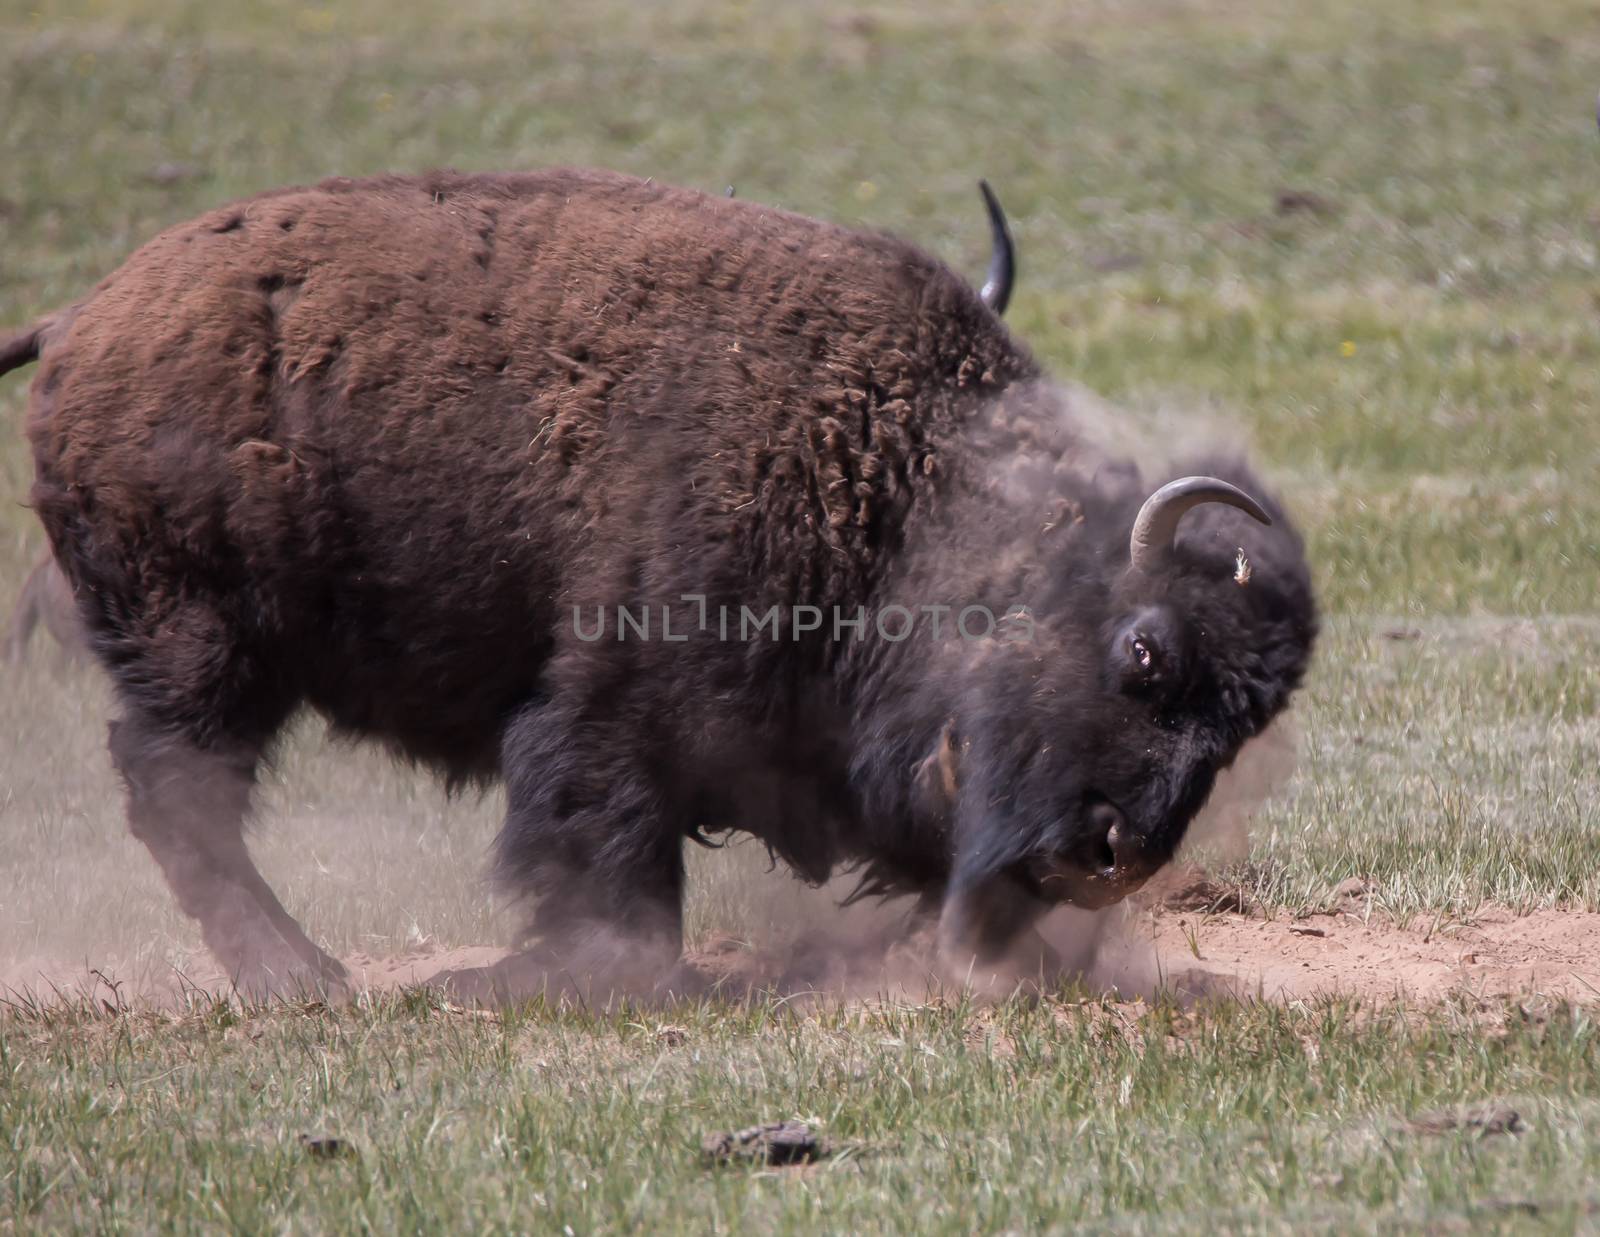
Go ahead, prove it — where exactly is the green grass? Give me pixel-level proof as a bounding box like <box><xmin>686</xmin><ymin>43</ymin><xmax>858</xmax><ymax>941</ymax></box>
<box><xmin>1240</xmin><ymin>617</ymin><xmax>1600</xmax><ymax>918</ymax></box>
<box><xmin>2</xmin><ymin>0</ymin><xmax>1599</xmax><ymax>1228</ymax></box>
<box><xmin>6</xmin><ymin>991</ymin><xmax>1600</xmax><ymax>1232</ymax></box>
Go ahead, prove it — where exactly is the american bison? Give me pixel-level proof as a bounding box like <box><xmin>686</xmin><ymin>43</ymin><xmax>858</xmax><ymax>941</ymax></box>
<box><xmin>0</xmin><ymin>168</ymin><xmax>1315</xmax><ymax>999</ymax></box>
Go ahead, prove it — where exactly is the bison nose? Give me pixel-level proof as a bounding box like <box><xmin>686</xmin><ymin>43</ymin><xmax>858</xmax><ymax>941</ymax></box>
<box><xmin>1088</xmin><ymin>800</ymin><xmax>1132</xmax><ymax>875</ymax></box>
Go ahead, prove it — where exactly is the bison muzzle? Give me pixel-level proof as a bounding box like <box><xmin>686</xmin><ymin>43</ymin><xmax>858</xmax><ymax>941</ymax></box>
<box><xmin>0</xmin><ymin>168</ymin><xmax>1316</xmax><ymax>999</ymax></box>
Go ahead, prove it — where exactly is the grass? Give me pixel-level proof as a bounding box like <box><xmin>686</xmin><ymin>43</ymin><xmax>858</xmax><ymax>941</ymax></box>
<box><xmin>2</xmin><ymin>0</ymin><xmax>1599</xmax><ymax>1228</ymax></box>
<box><xmin>6</xmin><ymin>991</ymin><xmax>1600</xmax><ymax>1232</ymax></box>
<box><xmin>1238</xmin><ymin>616</ymin><xmax>1600</xmax><ymax>918</ymax></box>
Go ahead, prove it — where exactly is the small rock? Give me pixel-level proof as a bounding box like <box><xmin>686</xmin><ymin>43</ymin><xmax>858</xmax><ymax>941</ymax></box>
<box><xmin>1289</xmin><ymin>924</ymin><xmax>1327</xmax><ymax>938</ymax></box>
<box><xmin>1409</xmin><ymin>1102</ymin><xmax>1525</xmax><ymax>1138</ymax></box>
<box><xmin>1274</xmin><ymin>188</ymin><xmax>1337</xmax><ymax>217</ymax></box>
<box><xmin>1087</xmin><ymin>252</ymin><xmax>1143</xmax><ymax>274</ymax></box>
<box><xmin>1478</xmin><ymin>1198</ymin><xmax>1544</xmax><ymax>1217</ymax></box>
<box><xmin>702</xmin><ymin>1120</ymin><xmax>827</xmax><ymax>1166</ymax></box>
<box><xmin>299</xmin><ymin>1135</ymin><xmax>352</xmax><ymax>1160</ymax></box>
<box><xmin>141</xmin><ymin>161</ymin><xmax>202</xmax><ymax>186</ymax></box>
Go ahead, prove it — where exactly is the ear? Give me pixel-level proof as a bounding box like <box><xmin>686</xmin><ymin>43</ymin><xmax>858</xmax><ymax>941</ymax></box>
<box><xmin>912</xmin><ymin>720</ymin><xmax>963</xmax><ymax>816</ymax></box>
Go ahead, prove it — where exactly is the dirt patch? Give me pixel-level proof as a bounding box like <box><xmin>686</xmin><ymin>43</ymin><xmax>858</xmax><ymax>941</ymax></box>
<box><xmin>9</xmin><ymin>905</ymin><xmax>1600</xmax><ymax>1010</ymax></box>
<box><xmin>1102</xmin><ymin>906</ymin><xmax>1600</xmax><ymax>1005</ymax></box>
<box><xmin>341</xmin><ymin>946</ymin><xmax>506</xmax><ymax>992</ymax></box>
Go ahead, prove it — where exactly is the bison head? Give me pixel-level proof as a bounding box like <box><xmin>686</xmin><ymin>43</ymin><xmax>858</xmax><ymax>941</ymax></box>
<box><xmin>930</xmin><ymin>460</ymin><xmax>1317</xmax><ymax>964</ymax></box>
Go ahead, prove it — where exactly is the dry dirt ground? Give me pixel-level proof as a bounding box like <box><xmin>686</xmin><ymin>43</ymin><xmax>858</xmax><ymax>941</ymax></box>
<box><xmin>1113</xmin><ymin>904</ymin><xmax>1600</xmax><ymax>1006</ymax></box>
<box><xmin>10</xmin><ymin>894</ymin><xmax>1600</xmax><ymax>1013</ymax></box>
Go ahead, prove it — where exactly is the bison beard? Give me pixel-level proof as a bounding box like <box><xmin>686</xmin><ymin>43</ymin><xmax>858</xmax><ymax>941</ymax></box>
<box><xmin>1</xmin><ymin>168</ymin><xmax>1316</xmax><ymax>1001</ymax></box>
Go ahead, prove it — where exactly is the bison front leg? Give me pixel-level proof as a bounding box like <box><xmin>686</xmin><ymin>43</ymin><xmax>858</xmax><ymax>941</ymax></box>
<box><xmin>430</xmin><ymin>702</ymin><xmax>699</xmax><ymax>1007</ymax></box>
<box><xmin>936</xmin><ymin>870</ymin><xmax>1060</xmax><ymax>993</ymax></box>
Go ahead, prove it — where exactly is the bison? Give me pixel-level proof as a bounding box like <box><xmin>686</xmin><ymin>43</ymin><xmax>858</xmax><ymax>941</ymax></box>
<box><xmin>0</xmin><ymin>168</ymin><xmax>1315</xmax><ymax>999</ymax></box>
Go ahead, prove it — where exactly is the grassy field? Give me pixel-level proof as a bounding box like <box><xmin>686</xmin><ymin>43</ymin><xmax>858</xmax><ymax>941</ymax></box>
<box><xmin>2</xmin><ymin>0</ymin><xmax>1598</xmax><ymax>1229</ymax></box>
<box><xmin>9</xmin><ymin>992</ymin><xmax>1600</xmax><ymax>1232</ymax></box>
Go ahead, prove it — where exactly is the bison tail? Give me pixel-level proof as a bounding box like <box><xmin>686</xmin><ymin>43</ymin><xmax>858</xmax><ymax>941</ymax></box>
<box><xmin>0</xmin><ymin>321</ymin><xmax>47</xmax><ymax>378</ymax></box>
<box><xmin>3</xmin><ymin>580</ymin><xmax>41</xmax><ymax>664</ymax></box>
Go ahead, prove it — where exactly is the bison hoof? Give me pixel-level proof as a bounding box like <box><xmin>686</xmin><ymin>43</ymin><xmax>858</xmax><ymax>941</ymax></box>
<box><xmin>212</xmin><ymin>934</ymin><xmax>350</xmax><ymax>1004</ymax></box>
<box><xmin>226</xmin><ymin>952</ymin><xmax>350</xmax><ymax>1004</ymax></box>
<box><xmin>427</xmin><ymin>964</ymin><xmax>505</xmax><ymax>1007</ymax></box>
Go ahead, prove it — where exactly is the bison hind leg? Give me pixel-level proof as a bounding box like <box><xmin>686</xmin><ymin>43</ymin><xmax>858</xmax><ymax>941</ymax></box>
<box><xmin>109</xmin><ymin>713</ymin><xmax>347</xmax><ymax>1000</ymax></box>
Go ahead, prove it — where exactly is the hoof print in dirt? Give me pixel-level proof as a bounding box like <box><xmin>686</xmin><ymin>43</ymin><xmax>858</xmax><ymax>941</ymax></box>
<box><xmin>703</xmin><ymin>1120</ymin><xmax>828</xmax><ymax>1166</ymax></box>
<box><xmin>299</xmin><ymin>1135</ymin><xmax>353</xmax><ymax>1160</ymax></box>
<box><xmin>1408</xmin><ymin>1102</ymin><xmax>1525</xmax><ymax>1138</ymax></box>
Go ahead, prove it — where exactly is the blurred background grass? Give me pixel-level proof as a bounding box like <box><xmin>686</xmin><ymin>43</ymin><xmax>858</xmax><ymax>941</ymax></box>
<box><xmin>0</xmin><ymin>0</ymin><xmax>1596</xmax><ymax>973</ymax></box>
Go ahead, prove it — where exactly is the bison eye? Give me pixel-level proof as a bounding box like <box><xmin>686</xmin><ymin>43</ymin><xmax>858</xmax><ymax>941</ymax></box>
<box><xmin>1114</xmin><ymin>609</ymin><xmax>1182</xmax><ymax>695</ymax></box>
<box><xmin>1128</xmin><ymin>632</ymin><xmax>1162</xmax><ymax>672</ymax></box>
<box><xmin>1121</xmin><ymin>630</ymin><xmax>1167</xmax><ymax>691</ymax></box>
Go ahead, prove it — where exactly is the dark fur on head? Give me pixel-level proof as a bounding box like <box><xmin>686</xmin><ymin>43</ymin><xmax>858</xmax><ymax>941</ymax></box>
<box><xmin>838</xmin><ymin>390</ymin><xmax>1316</xmax><ymax>961</ymax></box>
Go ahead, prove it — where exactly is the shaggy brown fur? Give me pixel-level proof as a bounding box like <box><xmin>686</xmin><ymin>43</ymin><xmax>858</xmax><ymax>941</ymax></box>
<box><xmin>28</xmin><ymin>171</ymin><xmax>1026</xmax><ymax>755</ymax></box>
<box><xmin>1</xmin><ymin>168</ymin><xmax>1315</xmax><ymax>1000</ymax></box>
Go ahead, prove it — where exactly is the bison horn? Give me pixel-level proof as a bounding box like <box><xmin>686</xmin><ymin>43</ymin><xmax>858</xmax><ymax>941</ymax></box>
<box><xmin>978</xmin><ymin>180</ymin><xmax>1015</xmax><ymax>316</ymax></box>
<box><xmin>1128</xmin><ymin>477</ymin><xmax>1272</xmax><ymax>572</ymax></box>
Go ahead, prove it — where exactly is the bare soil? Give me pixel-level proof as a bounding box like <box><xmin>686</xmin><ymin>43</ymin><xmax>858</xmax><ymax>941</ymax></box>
<box><xmin>1109</xmin><ymin>904</ymin><xmax>1600</xmax><ymax>1006</ymax></box>
<box><xmin>7</xmin><ymin>902</ymin><xmax>1600</xmax><ymax>1010</ymax></box>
